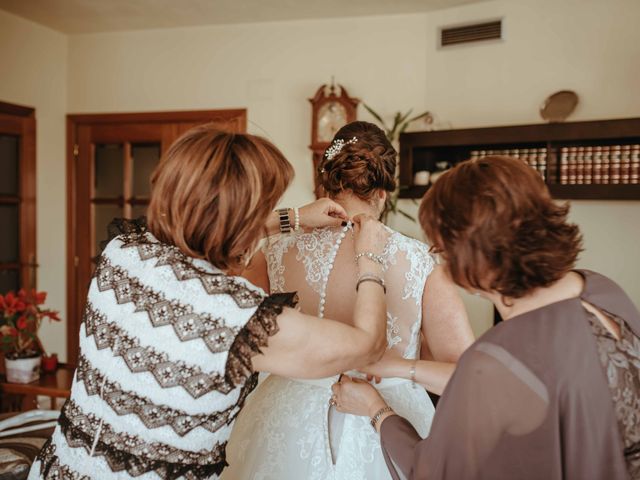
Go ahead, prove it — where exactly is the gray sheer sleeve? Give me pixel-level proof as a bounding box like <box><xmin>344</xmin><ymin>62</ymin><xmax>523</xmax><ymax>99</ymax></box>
<box><xmin>380</xmin><ymin>341</ymin><xmax>549</xmax><ymax>479</ymax></box>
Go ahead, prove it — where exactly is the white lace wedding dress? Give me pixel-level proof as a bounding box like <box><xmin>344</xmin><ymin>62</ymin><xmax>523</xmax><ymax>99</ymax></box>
<box><xmin>223</xmin><ymin>225</ymin><xmax>436</xmax><ymax>480</ymax></box>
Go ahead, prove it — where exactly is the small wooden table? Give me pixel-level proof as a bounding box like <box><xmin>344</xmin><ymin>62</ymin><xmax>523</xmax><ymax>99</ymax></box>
<box><xmin>0</xmin><ymin>365</ymin><xmax>75</xmax><ymax>411</ymax></box>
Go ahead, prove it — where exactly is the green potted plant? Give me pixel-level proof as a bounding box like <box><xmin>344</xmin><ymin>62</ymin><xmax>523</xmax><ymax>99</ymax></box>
<box><xmin>0</xmin><ymin>289</ymin><xmax>60</xmax><ymax>383</ymax></box>
<box><xmin>362</xmin><ymin>104</ymin><xmax>433</xmax><ymax>223</ymax></box>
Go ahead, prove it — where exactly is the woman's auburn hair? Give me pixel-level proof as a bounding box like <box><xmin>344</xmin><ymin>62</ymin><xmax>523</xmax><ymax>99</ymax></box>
<box><xmin>147</xmin><ymin>125</ymin><xmax>294</xmax><ymax>271</ymax></box>
<box><xmin>419</xmin><ymin>155</ymin><xmax>583</xmax><ymax>299</ymax></box>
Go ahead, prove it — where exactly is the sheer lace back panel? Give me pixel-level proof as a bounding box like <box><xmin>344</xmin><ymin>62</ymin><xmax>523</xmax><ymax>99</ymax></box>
<box><xmin>264</xmin><ymin>226</ymin><xmax>435</xmax><ymax>360</ymax></box>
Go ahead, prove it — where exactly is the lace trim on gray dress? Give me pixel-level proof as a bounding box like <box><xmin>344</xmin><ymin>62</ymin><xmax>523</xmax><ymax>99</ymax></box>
<box><xmin>587</xmin><ymin>310</ymin><xmax>640</xmax><ymax>477</ymax></box>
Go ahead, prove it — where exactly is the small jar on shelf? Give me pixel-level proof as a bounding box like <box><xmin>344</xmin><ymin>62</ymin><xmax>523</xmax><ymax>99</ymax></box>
<box><xmin>583</xmin><ymin>146</ymin><xmax>593</xmax><ymax>184</ymax></box>
<box><xmin>560</xmin><ymin>147</ymin><xmax>569</xmax><ymax>184</ymax></box>
<box><xmin>630</xmin><ymin>144</ymin><xmax>639</xmax><ymax>184</ymax></box>
<box><xmin>576</xmin><ymin>146</ymin><xmax>585</xmax><ymax>184</ymax></box>
<box><xmin>593</xmin><ymin>146</ymin><xmax>603</xmax><ymax>184</ymax></box>
<box><xmin>620</xmin><ymin>145</ymin><xmax>631</xmax><ymax>184</ymax></box>
<box><xmin>610</xmin><ymin>145</ymin><xmax>622</xmax><ymax>184</ymax></box>
<box><xmin>601</xmin><ymin>146</ymin><xmax>611</xmax><ymax>184</ymax></box>
<box><xmin>568</xmin><ymin>147</ymin><xmax>578</xmax><ymax>184</ymax></box>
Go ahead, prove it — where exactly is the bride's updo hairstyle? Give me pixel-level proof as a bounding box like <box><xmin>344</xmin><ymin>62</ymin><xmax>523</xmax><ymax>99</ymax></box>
<box><xmin>147</xmin><ymin>124</ymin><xmax>294</xmax><ymax>271</ymax></box>
<box><xmin>318</xmin><ymin>121</ymin><xmax>397</xmax><ymax>200</ymax></box>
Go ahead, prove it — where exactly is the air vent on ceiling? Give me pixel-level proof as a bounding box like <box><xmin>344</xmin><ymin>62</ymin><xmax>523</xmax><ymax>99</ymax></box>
<box><xmin>440</xmin><ymin>20</ymin><xmax>502</xmax><ymax>47</ymax></box>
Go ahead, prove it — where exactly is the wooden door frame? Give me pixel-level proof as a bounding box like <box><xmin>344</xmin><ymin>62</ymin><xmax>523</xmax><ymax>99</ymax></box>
<box><xmin>66</xmin><ymin>108</ymin><xmax>247</xmax><ymax>364</ymax></box>
<box><xmin>0</xmin><ymin>100</ymin><xmax>36</xmax><ymax>291</ymax></box>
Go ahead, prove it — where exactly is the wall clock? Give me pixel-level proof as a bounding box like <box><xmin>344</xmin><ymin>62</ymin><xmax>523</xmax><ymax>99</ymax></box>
<box><xmin>309</xmin><ymin>82</ymin><xmax>359</xmax><ymax>196</ymax></box>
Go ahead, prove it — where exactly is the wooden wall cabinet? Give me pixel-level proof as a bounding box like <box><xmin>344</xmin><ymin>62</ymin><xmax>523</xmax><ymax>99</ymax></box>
<box><xmin>399</xmin><ymin>118</ymin><xmax>640</xmax><ymax>200</ymax></box>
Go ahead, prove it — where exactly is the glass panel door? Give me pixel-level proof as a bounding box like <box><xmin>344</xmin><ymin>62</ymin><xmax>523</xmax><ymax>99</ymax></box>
<box><xmin>0</xmin><ymin>204</ymin><xmax>19</xmax><ymax>263</ymax></box>
<box><xmin>68</xmin><ymin>109</ymin><xmax>246</xmax><ymax>364</ymax></box>
<box><xmin>0</xmin><ymin>104</ymin><xmax>36</xmax><ymax>296</ymax></box>
<box><xmin>130</xmin><ymin>142</ymin><xmax>161</xmax><ymax>220</ymax></box>
<box><xmin>0</xmin><ymin>135</ymin><xmax>19</xmax><ymax>195</ymax></box>
<box><xmin>0</xmin><ymin>134</ymin><xmax>21</xmax><ymax>293</ymax></box>
<box><xmin>90</xmin><ymin>142</ymin><xmax>161</xmax><ymax>257</ymax></box>
<box><xmin>92</xmin><ymin>143</ymin><xmax>124</xmax><ymax>256</ymax></box>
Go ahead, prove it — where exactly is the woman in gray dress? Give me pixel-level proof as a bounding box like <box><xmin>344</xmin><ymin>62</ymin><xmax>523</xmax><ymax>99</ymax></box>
<box><xmin>333</xmin><ymin>155</ymin><xmax>640</xmax><ymax>479</ymax></box>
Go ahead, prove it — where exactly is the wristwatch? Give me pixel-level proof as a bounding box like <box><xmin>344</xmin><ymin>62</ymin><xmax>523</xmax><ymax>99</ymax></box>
<box><xmin>276</xmin><ymin>208</ymin><xmax>292</xmax><ymax>234</ymax></box>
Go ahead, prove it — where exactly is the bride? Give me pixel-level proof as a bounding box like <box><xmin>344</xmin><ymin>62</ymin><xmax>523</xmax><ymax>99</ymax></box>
<box><xmin>223</xmin><ymin>121</ymin><xmax>474</xmax><ymax>480</ymax></box>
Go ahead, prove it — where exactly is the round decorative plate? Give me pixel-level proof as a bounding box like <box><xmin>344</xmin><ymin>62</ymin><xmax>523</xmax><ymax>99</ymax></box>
<box><xmin>540</xmin><ymin>90</ymin><xmax>579</xmax><ymax>123</ymax></box>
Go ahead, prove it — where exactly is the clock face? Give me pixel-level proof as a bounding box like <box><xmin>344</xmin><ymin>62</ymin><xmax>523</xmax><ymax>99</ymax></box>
<box><xmin>317</xmin><ymin>101</ymin><xmax>347</xmax><ymax>142</ymax></box>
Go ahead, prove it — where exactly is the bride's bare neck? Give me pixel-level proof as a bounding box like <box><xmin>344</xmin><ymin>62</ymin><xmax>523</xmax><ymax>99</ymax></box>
<box><xmin>331</xmin><ymin>192</ymin><xmax>382</xmax><ymax>219</ymax></box>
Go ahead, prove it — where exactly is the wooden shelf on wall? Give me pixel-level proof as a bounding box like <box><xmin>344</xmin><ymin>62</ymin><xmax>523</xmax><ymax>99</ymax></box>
<box><xmin>548</xmin><ymin>184</ymin><xmax>640</xmax><ymax>200</ymax></box>
<box><xmin>398</xmin><ymin>118</ymin><xmax>640</xmax><ymax>200</ymax></box>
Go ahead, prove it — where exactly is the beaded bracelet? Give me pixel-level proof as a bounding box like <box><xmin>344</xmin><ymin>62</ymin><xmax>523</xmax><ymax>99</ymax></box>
<box><xmin>293</xmin><ymin>207</ymin><xmax>301</xmax><ymax>232</ymax></box>
<box><xmin>371</xmin><ymin>406</ymin><xmax>394</xmax><ymax>430</ymax></box>
<box><xmin>355</xmin><ymin>252</ymin><xmax>385</xmax><ymax>266</ymax></box>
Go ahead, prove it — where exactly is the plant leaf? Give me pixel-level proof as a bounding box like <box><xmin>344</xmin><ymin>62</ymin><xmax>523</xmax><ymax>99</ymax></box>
<box><xmin>408</xmin><ymin>111</ymin><xmax>432</xmax><ymax>123</ymax></box>
<box><xmin>392</xmin><ymin>112</ymin><xmax>403</xmax><ymax>131</ymax></box>
<box><xmin>398</xmin><ymin>209</ymin><xmax>417</xmax><ymax>222</ymax></box>
<box><xmin>398</xmin><ymin>109</ymin><xmax>413</xmax><ymax>125</ymax></box>
<box><xmin>362</xmin><ymin>103</ymin><xmax>387</xmax><ymax>130</ymax></box>
<box><xmin>387</xmin><ymin>112</ymin><xmax>405</xmax><ymax>141</ymax></box>
<box><xmin>399</xmin><ymin>121</ymin><xmax>411</xmax><ymax>135</ymax></box>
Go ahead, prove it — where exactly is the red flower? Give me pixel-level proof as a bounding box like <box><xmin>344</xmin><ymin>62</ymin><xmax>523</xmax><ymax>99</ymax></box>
<box><xmin>0</xmin><ymin>292</ymin><xmax>27</xmax><ymax>316</ymax></box>
<box><xmin>16</xmin><ymin>315</ymin><xmax>29</xmax><ymax>330</ymax></box>
<box><xmin>35</xmin><ymin>291</ymin><xmax>47</xmax><ymax>305</ymax></box>
<box><xmin>0</xmin><ymin>325</ymin><xmax>18</xmax><ymax>337</ymax></box>
<box><xmin>44</xmin><ymin>310</ymin><xmax>61</xmax><ymax>322</ymax></box>
<box><xmin>0</xmin><ymin>289</ymin><xmax>60</xmax><ymax>357</ymax></box>
<box><xmin>18</xmin><ymin>289</ymin><xmax>47</xmax><ymax>305</ymax></box>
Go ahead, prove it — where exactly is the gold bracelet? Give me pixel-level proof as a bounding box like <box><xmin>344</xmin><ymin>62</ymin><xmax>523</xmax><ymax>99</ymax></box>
<box><xmin>370</xmin><ymin>406</ymin><xmax>394</xmax><ymax>430</ymax></box>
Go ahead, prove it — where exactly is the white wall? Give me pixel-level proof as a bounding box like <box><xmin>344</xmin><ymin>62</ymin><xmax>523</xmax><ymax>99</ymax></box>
<box><xmin>0</xmin><ymin>10</ymin><xmax>68</xmax><ymax>358</ymax></box>
<box><xmin>422</xmin><ymin>0</ymin><xmax>640</xmax><ymax>127</ymax></box>
<box><xmin>67</xmin><ymin>13</ymin><xmax>430</xmax><ymax>205</ymax></box>
<box><xmin>2</xmin><ymin>0</ymin><xmax>639</xmax><ymax>356</ymax></box>
<box><xmin>393</xmin><ymin>0</ymin><xmax>640</xmax><ymax>334</ymax></box>
<box><xmin>67</xmin><ymin>0</ymin><xmax>639</xmax><ymax>338</ymax></box>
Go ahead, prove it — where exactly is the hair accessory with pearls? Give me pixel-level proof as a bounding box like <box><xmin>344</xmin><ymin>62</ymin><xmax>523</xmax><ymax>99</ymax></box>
<box><xmin>324</xmin><ymin>136</ymin><xmax>358</xmax><ymax>161</ymax></box>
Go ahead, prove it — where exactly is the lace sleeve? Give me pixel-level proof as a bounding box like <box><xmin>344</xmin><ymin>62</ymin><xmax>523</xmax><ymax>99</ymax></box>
<box><xmin>225</xmin><ymin>292</ymin><xmax>298</xmax><ymax>386</ymax></box>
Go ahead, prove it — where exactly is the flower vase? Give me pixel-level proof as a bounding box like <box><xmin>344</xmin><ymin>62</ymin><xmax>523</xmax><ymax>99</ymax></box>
<box><xmin>5</xmin><ymin>355</ymin><xmax>41</xmax><ymax>383</ymax></box>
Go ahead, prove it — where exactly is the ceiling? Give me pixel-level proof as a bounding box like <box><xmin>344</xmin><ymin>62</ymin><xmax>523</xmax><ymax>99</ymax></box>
<box><xmin>0</xmin><ymin>0</ymin><xmax>488</xmax><ymax>34</ymax></box>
